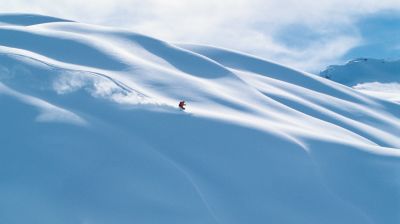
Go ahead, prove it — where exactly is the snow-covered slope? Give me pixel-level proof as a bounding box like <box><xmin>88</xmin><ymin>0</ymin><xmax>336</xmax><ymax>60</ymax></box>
<box><xmin>320</xmin><ymin>58</ymin><xmax>400</xmax><ymax>102</ymax></box>
<box><xmin>1</xmin><ymin>14</ymin><xmax>400</xmax><ymax>224</ymax></box>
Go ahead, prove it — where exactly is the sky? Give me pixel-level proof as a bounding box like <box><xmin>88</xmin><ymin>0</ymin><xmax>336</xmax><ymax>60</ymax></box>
<box><xmin>1</xmin><ymin>0</ymin><xmax>400</xmax><ymax>73</ymax></box>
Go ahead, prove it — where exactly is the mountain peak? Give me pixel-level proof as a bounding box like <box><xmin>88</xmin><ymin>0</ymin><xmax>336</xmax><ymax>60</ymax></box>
<box><xmin>320</xmin><ymin>58</ymin><xmax>400</xmax><ymax>85</ymax></box>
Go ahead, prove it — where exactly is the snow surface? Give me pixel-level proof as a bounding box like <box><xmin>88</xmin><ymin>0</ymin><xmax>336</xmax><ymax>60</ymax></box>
<box><xmin>0</xmin><ymin>14</ymin><xmax>400</xmax><ymax>224</ymax></box>
<box><xmin>320</xmin><ymin>58</ymin><xmax>400</xmax><ymax>103</ymax></box>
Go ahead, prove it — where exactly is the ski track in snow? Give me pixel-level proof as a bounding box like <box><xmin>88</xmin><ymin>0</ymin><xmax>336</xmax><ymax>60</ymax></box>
<box><xmin>0</xmin><ymin>14</ymin><xmax>399</xmax><ymax>224</ymax></box>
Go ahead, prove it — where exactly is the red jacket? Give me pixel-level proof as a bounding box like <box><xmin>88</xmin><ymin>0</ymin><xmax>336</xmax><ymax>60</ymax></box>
<box><xmin>179</xmin><ymin>101</ymin><xmax>186</xmax><ymax>110</ymax></box>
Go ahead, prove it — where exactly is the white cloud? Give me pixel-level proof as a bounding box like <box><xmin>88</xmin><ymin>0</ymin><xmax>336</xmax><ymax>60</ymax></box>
<box><xmin>2</xmin><ymin>0</ymin><xmax>400</xmax><ymax>72</ymax></box>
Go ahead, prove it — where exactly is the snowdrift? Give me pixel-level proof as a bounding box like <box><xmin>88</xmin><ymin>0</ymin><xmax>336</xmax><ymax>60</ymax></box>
<box><xmin>0</xmin><ymin>14</ymin><xmax>399</xmax><ymax>224</ymax></box>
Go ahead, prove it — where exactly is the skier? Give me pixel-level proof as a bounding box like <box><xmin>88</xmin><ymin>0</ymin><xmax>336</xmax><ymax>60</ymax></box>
<box><xmin>179</xmin><ymin>101</ymin><xmax>186</xmax><ymax>110</ymax></box>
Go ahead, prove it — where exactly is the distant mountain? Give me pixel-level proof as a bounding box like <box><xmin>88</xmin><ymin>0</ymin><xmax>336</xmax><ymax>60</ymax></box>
<box><xmin>320</xmin><ymin>58</ymin><xmax>400</xmax><ymax>102</ymax></box>
<box><xmin>320</xmin><ymin>58</ymin><xmax>400</xmax><ymax>85</ymax></box>
<box><xmin>1</xmin><ymin>13</ymin><xmax>400</xmax><ymax>224</ymax></box>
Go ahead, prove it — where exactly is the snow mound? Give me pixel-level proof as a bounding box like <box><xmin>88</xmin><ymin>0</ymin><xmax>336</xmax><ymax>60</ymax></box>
<box><xmin>0</xmin><ymin>13</ymin><xmax>72</xmax><ymax>26</ymax></box>
<box><xmin>0</xmin><ymin>82</ymin><xmax>85</xmax><ymax>125</ymax></box>
<box><xmin>1</xmin><ymin>14</ymin><xmax>399</xmax><ymax>224</ymax></box>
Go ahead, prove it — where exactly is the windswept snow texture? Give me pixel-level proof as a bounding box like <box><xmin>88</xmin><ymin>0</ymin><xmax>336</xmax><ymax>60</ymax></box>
<box><xmin>320</xmin><ymin>58</ymin><xmax>400</xmax><ymax>103</ymax></box>
<box><xmin>1</xmin><ymin>14</ymin><xmax>400</xmax><ymax>224</ymax></box>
